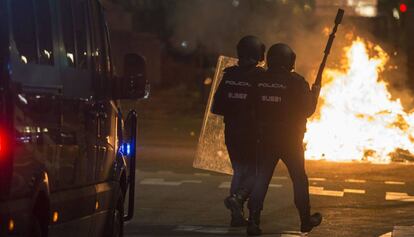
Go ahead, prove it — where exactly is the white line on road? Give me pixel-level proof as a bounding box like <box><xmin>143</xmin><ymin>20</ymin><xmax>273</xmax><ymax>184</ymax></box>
<box><xmin>218</xmin><ymin>182</ymin><xmax>231</xmax><ymax>188</ymax></box>
<box><xmin>174</xmin><ymin>225</ymin><xmax>304</xmax><ymax>236</ymax></box>
<box><xmin>273</xmin><ymin>176</ymin><xmax>289</xmax><ymax>180</ymax></box>
<box><xmin>386</xmin><ymin>192</ymin><xmax>414</xmax><ymax>202</ymax></box>
<box><xmin>309</xmin><ymin>186</ymin><xmax>324</xmax><ymax>191</ymax></box>
<box><xmin>174</xmin><ymin>225</ymin><xmax>202</xmax><ymax>232</ymax></box>
<box><xmin>385</xmin><ymin>181</ymin><xmax>405</xmax><ymax>185</ymax></box>
<box><xmin>194</xmin><ymin>173</ymin><xmax>211</xmax><ymax>176</ymax></box>
<box><xmin>269</xmin><ymin>184</ymin><xmax>283</xmax><ymax>188</ymax></box>
<box><xmin>309</xmin><ymin>186</ymin><xmax>344</xmax><ymax>197</ymax></box>
<box><xmin>140</xmin><ymin>178</ymin><xmax>202</xmax><ymax>186</ymax></box>
<box><xmin>344</xmin><ymin>189</ymin><xmax>366</xmax><ymax>194</ymax></box>
<box><xmin>378</xmin><ymin>232</ymin><xmax>392</xmax><ymax>237</ymax></box>
<box><xmin>174</xmin><ymin>225</ymin><xmax>228</xmax><ymax>234</ymax></box>
<box><xmin>182</xmin><ymin>180</ymin><xmax>202</xmax><ymax>184</ymax></box>
<box><xmin>345</xmin><ymin>179</ymin><xmax>366</xmax><ymax>183</ymax></box>
<box><xmin>218</xmin><ymin>182</ymin><xmax>283</xmax><ymax>189</ymax></box>
<box><xmin>308</xmin><ymin>177</ymin><xmax>327</xmax><ymax>181</ymax></box>
<box><xmin>140</xmin><ymin>178</ymin><xmax>181</xmax><ymax>186</ymax></box>
<box><xmin>309</xmin><ymin>186</ymin><xmax>366</xmax><ymax>197</ymax></box>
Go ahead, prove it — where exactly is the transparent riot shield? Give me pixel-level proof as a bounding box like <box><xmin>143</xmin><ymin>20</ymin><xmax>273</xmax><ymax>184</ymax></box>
<box><xmin>193</xmin><ymin>56</ymin><xmax>238</xmax><ymax>174</ymax></box>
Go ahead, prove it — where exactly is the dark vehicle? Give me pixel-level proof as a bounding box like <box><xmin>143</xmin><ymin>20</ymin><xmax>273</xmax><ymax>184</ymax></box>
<box><xmin>0</xmin><ymin>0</ymin><xmax>149</xmax><ymax>236</ymax></box>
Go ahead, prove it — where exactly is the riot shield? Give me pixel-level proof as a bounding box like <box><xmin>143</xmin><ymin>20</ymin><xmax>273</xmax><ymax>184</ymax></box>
<box><xmin>193</xmin><ymin>56</ymin><xmax>238</xmax><ymax>174</ymax></box>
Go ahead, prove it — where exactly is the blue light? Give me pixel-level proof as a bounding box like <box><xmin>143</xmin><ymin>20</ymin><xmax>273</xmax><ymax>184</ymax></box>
<box><xmin>120</xmin><ymin>143</ymin><xmax>132</xmax><ymax>156</ymax></box>
<box><xmin>126</xmin><ymin>143</ymin><xmax>131</xmax><ymax>156</ymax></box>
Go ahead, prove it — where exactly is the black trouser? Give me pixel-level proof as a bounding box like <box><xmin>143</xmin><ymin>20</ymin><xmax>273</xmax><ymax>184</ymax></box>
<box><xmin>226</xmin><ymin>141</ymin><xmax>257</xmax><ymax>196</ymax></box>
<box><xmin>248</xmin><ymin>134</ymin><xmax>310</xmax><ymax>217</ymax></box>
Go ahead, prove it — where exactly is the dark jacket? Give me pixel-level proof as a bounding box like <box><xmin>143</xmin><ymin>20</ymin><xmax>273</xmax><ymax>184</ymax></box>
<box><xmin>256</xmin><ymin>69</ymin><xmax>318</xmax><ymax>140</ymax></box>
<box><xmin>211</xmin><ymin>65</ymin><xmax>264</xmax><ymax>143</ymax></box>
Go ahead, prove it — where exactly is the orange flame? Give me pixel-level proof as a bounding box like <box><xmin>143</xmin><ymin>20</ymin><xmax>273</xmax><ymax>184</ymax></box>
<box><xmin>304</xmin><ymin>38</ymin><xmax>414</xmax><ymax>163</ymax></box>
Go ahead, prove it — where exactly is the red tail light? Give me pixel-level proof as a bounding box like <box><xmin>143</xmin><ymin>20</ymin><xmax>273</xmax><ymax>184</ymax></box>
<box><xmin>400</xmin><ymin>3</ymin><xmax>408</xmax><ymax>13</ymax></box>
<box><xmin>0</xmin><ymin>128</ymin><xmax>10</xmax><ymax>158</ymax></box>
<box><xmin>0</xmin><ymin>127</ymin><xmax>12</xmax><ymax>197</ymax></box>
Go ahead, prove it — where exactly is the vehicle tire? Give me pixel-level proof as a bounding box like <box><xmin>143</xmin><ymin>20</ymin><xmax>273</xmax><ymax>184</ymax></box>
<box><xmin>111</xmin><ymin>193</ymin><xmax>124</xmax><ymax>237</ymax></box>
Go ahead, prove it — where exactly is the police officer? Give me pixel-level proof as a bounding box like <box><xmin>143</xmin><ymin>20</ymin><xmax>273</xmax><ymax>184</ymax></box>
<box><xmin>246</xmin><ymin>43</ymin><xmax>322</xmax><ymax>235</ymax></box>
<box><xmin>211</xmin><ymin>35</ymin><xmax>265</xmax><ymax>227</ymax></box>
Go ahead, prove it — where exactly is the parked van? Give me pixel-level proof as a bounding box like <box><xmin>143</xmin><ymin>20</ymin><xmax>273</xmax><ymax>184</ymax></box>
<box><xmin>0</xmin><ymin>0</ymin><xmax>148</xmax><ymax>236</ymax></box>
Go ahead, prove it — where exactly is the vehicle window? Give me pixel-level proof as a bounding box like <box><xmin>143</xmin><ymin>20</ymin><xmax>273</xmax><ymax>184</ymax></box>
<box><xmin>74</xmin><ymin>0</ymin><xmax>89</xmax><ymax>69</ymax></box>
<box><xmin>90</xmin><ymin>0</ymin><xmax>106</xmax><ymax>74</ymax></box>
<box><xmin>10</xmin><ymin>0</ymin><xmax>38</xmax><ymax>64</ymax></box>
<box><xmin>60</xmin><ymin>0</ymin><xmax>76</xmax><ymax>67</ymax></box>
<box><xmin>34</xmin><ymin>0</ymin><xmax>54</xmax><ymax>65</ymax></box>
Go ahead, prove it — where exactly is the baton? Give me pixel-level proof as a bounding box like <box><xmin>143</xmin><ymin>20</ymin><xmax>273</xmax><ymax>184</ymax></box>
<box><xmin>312</xmin><ymin>8</ymin><xmax>345</xmax><ymax>92</ymax></box>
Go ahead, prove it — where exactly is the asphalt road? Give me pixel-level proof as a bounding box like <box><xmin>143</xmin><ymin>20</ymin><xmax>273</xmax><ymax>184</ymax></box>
<box><xmin>123</xmin><ymin>143</ymin><xmax>414</xmax><ymax>237</ymax></box>
<box><xmin>120</xmin><ymin>83</ymin><xmax>414</xmax><ymax>237</ymax></box>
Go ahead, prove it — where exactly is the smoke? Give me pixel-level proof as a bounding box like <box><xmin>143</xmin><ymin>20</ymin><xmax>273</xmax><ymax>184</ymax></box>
<box><xmin>165</xmin><ymin>0</ymin><xmax>310</xmax><ymax>56</ymax></box>
<box><xmin>167</xmin><ymin>0</ymin><xmax>412</xmax><ymax>109</ymax></box>
<box><xmin>166</xmin><ymin>0</ymin><xmax>330</xmax><ymax>74</ymax></box>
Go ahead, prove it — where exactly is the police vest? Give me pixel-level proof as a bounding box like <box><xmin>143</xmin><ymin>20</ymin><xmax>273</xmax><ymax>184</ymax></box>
<box><xmin>219</xmin><ymin>66</ymin><xmax>262</xmax><ymax>126</ymax></box>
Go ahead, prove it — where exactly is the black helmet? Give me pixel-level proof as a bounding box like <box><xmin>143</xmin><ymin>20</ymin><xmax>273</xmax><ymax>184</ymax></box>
<box><xmin>237</xmin><ymin>35</ymin><xmax>265</xmax><ymax>65</ymax></box>
<box><xmin>267</xmin><ymin>43</ymin><xmax>296</xmax><ymax>71</ymax></box>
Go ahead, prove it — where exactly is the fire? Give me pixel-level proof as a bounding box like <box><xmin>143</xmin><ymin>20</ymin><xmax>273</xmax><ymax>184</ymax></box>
<box><xmin>304</xmin><ymin>38</ymin><xmax>414</xmax><ymax>163</ymax></box>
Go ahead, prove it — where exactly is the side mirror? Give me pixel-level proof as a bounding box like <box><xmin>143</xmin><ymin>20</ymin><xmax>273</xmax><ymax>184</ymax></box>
<box><xmin>115</xmin><ymin>53</ymin><xmax>150</xmax><ymax>100</ymax></box>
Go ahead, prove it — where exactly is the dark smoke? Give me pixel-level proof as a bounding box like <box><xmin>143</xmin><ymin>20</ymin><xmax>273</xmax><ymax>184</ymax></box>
<box><xmin>167</xmin><ymin>1</ymin><xmax>330</xmax><ymax>75</ymax></box>
<box><xmin>167</xmin><ymin>0</ymin><xmax>412</xmax><ymax>108</ymax></box>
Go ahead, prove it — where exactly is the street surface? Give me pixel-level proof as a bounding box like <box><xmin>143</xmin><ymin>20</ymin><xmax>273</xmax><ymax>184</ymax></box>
<box><xmin>122</xmin><ymin>115</ymin><xmax>414</xmax><ymax>237</ymax></box>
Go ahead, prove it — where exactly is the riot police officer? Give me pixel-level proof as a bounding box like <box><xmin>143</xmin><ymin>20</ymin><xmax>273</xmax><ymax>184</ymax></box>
<box><xmin>246</xmin><ymin>43</ymin><xmax>322</xmax><ymax>235</ymax></box>
<box><xmin>211</xmin><ymin>35</ymin><xmax>265</xmax><ymax>227</ymax></box>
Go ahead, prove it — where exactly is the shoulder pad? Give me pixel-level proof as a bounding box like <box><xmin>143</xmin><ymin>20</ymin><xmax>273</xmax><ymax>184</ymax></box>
<box><xmin>291</xmin><ymin>72</ymin><xmax>308</xmax><ymax>83</ymax></box>
<box><xmin>291</xmin><ymin>72</ymin><xmax>305</xmax><ymax>80</ymax></box>
<box><xmin>290</xmin><ymin>72</ymin><xmax>310</xmax><ymax>88</ymax></box>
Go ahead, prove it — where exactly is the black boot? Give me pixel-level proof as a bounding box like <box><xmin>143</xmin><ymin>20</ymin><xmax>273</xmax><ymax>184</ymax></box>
<box><xmin>246</xmin><ymin>210</ymin><xmax>262</xmax><ymax>236</ymax></box>
<box><xmin>300</xmin><ymin>212</ymin><xmax>322</xmax><ymax>233</ymax></box>
<box><xmin>224</xmin><ymin>196</ymin><xmax>246</xmax><ymax>227</ymax></box>
<box><xmin>224</xmin><ymin>191</ymin><xmax>248</xmax><ymax>227</ymax></box>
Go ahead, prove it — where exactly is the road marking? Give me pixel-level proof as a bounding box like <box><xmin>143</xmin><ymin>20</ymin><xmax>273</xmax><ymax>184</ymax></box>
<box><xmin>182</xmin><ymin>180</ymin><xmax>202</xmax><ymax>184</ymax></box>
<box><xmin>386</xmin><ymin>192</ymin><xmax>414</xmax><ymax>202</ymax></box>
<box><xmin>309</xmin><ymin>186</ymin><xmax>365</xmax><ymax>197</ymax></box>
<box><xmin>345</xmin><ymin>179</ymin><xmax>366</xmax><ymax>183</ymax></box>
<box><xmin>385</xmin><ymin>181</ymin><xmax>405</xmax><ymax>185</ymax></box>
<box><xmin>174</xmin><ymin>225</ymin><xmax>228</xmax><ymax>234</ymax></box>
<box><xmin>269</xmin><ymin>184</ymin><xmax>283</xmax><ymax>188</ymax></box>
<box><xmin>309</xmin><ymin>186</ymin><xmax>344</xmax><ymax>197</ymax></box>
<box><xmin>174</xmin><ymin>225</ymin><xmax>304</xmax><ymax>236</ymax></box>
<box><xmin>344</xmin><ymin>188</ymin><xmax>366</xmax><ymax>194</ymax></box>
<box><xmin>218</xmin><ymin>182</ymin><xmax>231</xmax><ymax>188</ymax></box>
<box><xmin>140</xmin><ymin>178</ymin><xmax>202</xmax><ymax>186</ymax></box>
<box><xmin>273</xmin><ymin>176</ymin><xmax>288</xmax><ymax>180</ymax></box>
<box><xmin>309</xmin><ymin>186</ymin><xmax>324</xmax><ymax>191</ymax></box>
<box><xmin>378</xmin><ymin>232</ymin><xmax>392</xmax><ymax>237</ymax></box>
<box><xmin>140</xmin><ymin>178</ymin><xmax>181</xmax><ymax>186</ymax></box>
<box><xmin>309</xmin><ymin>177</ymin><xmax>326</xmax><ymax>181</ymax></box>
<box><xmin>194</xmin><ymin>173</ymin><xmax>211</xmax><ymax>176</ymax></box>
<box><xmin>218</xmin><ymin>182</ymin><xmax>282</xmax><ymax>189</ymax></box>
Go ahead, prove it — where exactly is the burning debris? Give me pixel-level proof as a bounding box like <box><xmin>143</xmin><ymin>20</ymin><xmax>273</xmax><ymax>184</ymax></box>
<box><xmin>305</xmin><ymin>38</ymin><xmax>414</xmax><ymax>163</ymax></box>
<box><xmin>196</xmin><ymin>38</ymin><xmax>414</xmax><ymax>166</ymax></box>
